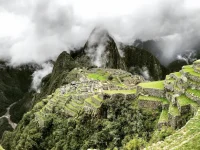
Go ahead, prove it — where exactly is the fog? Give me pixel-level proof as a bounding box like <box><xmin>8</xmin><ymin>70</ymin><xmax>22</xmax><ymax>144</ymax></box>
<box><xmin>0</xmin><ymin>0</ymin><xmax>200</xmax><ymax>66</ymax></box>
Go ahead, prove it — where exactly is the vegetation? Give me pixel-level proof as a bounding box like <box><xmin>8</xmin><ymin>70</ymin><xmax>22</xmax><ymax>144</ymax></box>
<box><xmin>138</xmin><ymin>81</ymin><xmax>164</xmax><ymax>89</ymax></box>
<box><xmin>187</xmin><ymin>89</ymin><xmax>200</xmax><ymax>97</ymax></box>
<box><xmin>1</xmin><ymin>95</ymin><xmax>160</xmax><ymax>150</ymax></box>
<box><xmin>146</xmin><ymin>109</ymin><xmax>200</xmax><ymax>150</ymax></box>
<box><xmin>88</xmin><ymin>73</ymin><xmax>108</xmax><ymax>81</ymax></box>
<box><xmin>104</xmin><ymin>90</ymin><xmax>136</xmax><ymax>95</ymax></box>
<box><xmin>177</xmin><ymin>95</ymin><xmax>197</xmax><ymax>106</ymax></box>
<box><xmin>158</xmin><ymin>110</ymin><xmax>168</xmax><ymax>123</ymax></box>
<box><xmin>169</xmin><ymin>104</ymin><xmax>180</xmax><ymax>117</ymax></box>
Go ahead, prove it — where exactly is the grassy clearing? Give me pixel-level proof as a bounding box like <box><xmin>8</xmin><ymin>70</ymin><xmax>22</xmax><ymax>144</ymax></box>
<box><xmin>87</xmin><ymin>73</ymin><xmax>108</xmax><ymax>81</ymax></box>
<box><xmin>138</xmin><ymin>81</ymin><xmax>164</xmax><ymax>89</ymax></box>
<box><xmin>158</xmin><ymin>109</ymin><xmax>169</xmax><ymax>123</ymax></box>
<box><xmin>169</xmin><ymin>104</ymin><xmax>180</xmax><ymax>116</ymax></box>
<box><xmin>103</xmin><ymin>89</ymin><xmax>136</xmax><ymax>95</ymax></box>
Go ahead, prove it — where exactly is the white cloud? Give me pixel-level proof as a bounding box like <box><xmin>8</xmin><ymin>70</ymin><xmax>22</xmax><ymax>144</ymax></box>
<box><xmin>0</xmin><ymin>0</ymin><xmax>200</xmax><ymax>65</ymax></box>
<box><xmin>31</xmin><ymin>62</ymin><xmax>53</xmax><ymax>92</ymax></box>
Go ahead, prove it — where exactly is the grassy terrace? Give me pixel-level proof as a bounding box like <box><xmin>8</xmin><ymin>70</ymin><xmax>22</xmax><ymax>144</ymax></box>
<box><xmin>165</xmin><ymin>75</ymin><xmax>171</xmax><ymax>80</ymax></box>
<box><xmin>182</xmin><ymin>66</ymin><xmax>200</xmax><ymax>77</ymax></box>
<box><xmin>103</xmin><ymin>89</ymin><xmax>136</xmax><ymax>95</ymax></box>
<box><xmin>193</xmin><ymin>60</ymin><xmax>200</xmax><ymax>64</ymax></box>
<box><xmin>177</xmin><ymin>95</ymin><xmax>197</xmax><ymax>107</ymax></box>
<box><xmin>187</xmin><ymin>89</ymin><xmax>200</xmax><ymax>97</ymax></box>
<box><xmin>146</xmin><ymin>109</ymin><xmax>200</xmax><ymax>150</ymax></box>
<box><xmin>182</xmin><ymin>65</ymin><xmax>193</xmax><ymax>69</ymax></box>
<box><xmin>138</xmin><ymin>96</ymin><xmax>168</xmax><ymax>103</ymax></box>
<box><xmin>170</xmin><ymin>72</ymin><xmax>181</xmax><ymax>78</ymax></box>
<box><xmin>85</xmin><ymin>97</ymin><xmax>100</xmax><ymax>108</ymax></box>
<box><xmin>169</xmin><ymin>104</ymin><xmax>180</xmax><ymax>116</ymax></box>
<box><xmin>138</xmin><ymin>81</ymin><xmax>164</xmax><ymax>89</ymax></box>
<box><xmin>93</xmin><ymin>95</ymin><xmax>103</xmax><ymax>102</ymax></box>
<box><xmin>158</xmin><ymin>109</ymin><xmax>168</xmax><ymax>123</ymax></box>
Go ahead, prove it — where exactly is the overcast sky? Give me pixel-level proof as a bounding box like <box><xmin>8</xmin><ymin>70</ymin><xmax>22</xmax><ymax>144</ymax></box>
<box><xmin>0</xmin><ymin>0</ymin><xmax>200</xmax><ymax>66</ymax></box>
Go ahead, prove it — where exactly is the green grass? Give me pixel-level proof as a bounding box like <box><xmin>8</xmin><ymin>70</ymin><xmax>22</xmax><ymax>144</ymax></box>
<box><xmin>138</xmin><ymin>81</ymin><xmax>164</xmax><ymax>89</ymax></box>
<box><xmin>146</xmin><ymin>109</ymin><xmax>200</xmax><ymax>150</ymax></box>
<box><xmin>182</xmin><ymin>65</ymin><xmax>193</xmax><ymax>69</ymax></box>
<box><xmin>87</xmin><ymin>73</ymin><xmax>108</xmax><ymax>81</ymax></box>
<box><xmin>177</xmin><ymin>95</ymin><xmax>197</xmax><ymax>106</ymax></box>
<box><xmin>193</xmin><ymin>60</ymin><xmax>200</xmax><ymax>64</ymax></box>
<box><xmin>66</xmin><ymin>104</ymin><xmax>79</xmax><ymax>112</ymax></box>
<box><xmin>170</xmin><ymin>72</ymin><xmax>181</xmax><ymax>78</ymax></box>
<box><xmin>182</xmin><ymin>66</ymin><xmax>200</xmax><ymax>77</ymax></box>
<box><xmin>187</xmin><ymin>89</ymin><xmax>200</xmax><ymax>97</ymax></box>
<box><xmin>138</xmin><ymin>96</ymin><xmax>168</xmax><ymax>103</ymax></box>
<box><xmin>169</xmin><ymin>104</ymin><xmax>180</xmax><ymax>116</ymax></box>
<box><xmin>165</xmin><ymin>75</ymin><xmax>171</xmax><ymax>80</ymax></box>
<box><xmin>158</xmin><ymin>110</ymin><xmax>169</xmax><ymax>123</ymax></box>
<box><xmin>0</xmin><ymin>145</ymin><xmax>4</xmax><ymax>150</ymax></box>
<box><xmin>85</xmin><ymin>97</ymin><xmax>100</xmax><ymax>108</ymax></box>
<box><xmin>93</xmin><ymin>95</ymin><xmax>103</xmax><ymax>102</ymax></box>
<box><xmin>103</xmin><ymin>89</ymin><xmax>136</xmax><ymax>94</ymax></box>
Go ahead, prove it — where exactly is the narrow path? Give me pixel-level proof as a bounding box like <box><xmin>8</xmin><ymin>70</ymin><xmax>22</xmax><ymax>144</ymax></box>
<box><xmin>0</xmin><ymin>102</ymin><xmax>17</xmax><ymax>129</ymax></box>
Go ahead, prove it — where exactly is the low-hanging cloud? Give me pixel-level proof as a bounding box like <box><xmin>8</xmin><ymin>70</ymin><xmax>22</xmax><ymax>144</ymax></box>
<box><xmin>31</xmin><ymin>62</ymin><xmax>53</xmax><ymax>92</ymax></box>
<box><xmin>0</xmin><ymin>0</ymin><xmax>200</xmax><ymax>66</ymax></box>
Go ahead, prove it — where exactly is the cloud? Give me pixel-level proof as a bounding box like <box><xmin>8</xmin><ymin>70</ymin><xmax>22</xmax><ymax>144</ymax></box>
<box><xmin>0</xmin><ymin>0</ymin><xmax>200</xmax><ymax>66</ymax></box>
<box><xmin>31</xmin><ymin>62</ymin><xmax>53</xmax><ymax>92</ymax></box>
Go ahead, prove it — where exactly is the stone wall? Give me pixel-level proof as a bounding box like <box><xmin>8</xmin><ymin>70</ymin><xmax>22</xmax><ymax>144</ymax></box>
<box><xmin>138</xmin><ymin>100</ymin><xmax>162</xmax><ymax>109</ymax></box>
<box><xmin>142</xmin><ymin>88</ymin><xmax>165</xmax><ymax>98</ymax></box>
<box><xmin>168</xmin><ymin>113</ymin><xmax>181</xmax><ymax>129</ymax></box>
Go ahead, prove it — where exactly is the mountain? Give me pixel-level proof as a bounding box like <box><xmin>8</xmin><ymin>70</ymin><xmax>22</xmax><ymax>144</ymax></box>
<box><xmin>121</xmin><ymin>45</ymin><xmax>167</xmax><ymax>80</ymax></box>
<box><xmin>0</xmin><ymin>61</ymin><xmax>37</xmax><ymax>138</ymax></box>
<box><xmin>74</xmin><ymin>27</ymin><xmax>126</xmax><ymax>70</ymax></box>
<box><xmin>0</xmin><ymin>28</ymin><xmax>171</xmax><ymax>148</ymax></box>
<box><xmin>73</xmin><ymin>28</ymin><xmax>166</xmax><ymax>80</ymax></box>
<box><xmin>2</xmin><ymin>60</ymin><xmax>200</xmax><ymax>149</ymax></box>
<box><xmin>1</xmin><ymin>68</ymin><xmax>157</xmax><ymax>150</ymax></box>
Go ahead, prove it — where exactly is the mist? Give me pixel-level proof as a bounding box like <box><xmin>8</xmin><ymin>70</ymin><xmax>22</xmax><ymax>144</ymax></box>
<box><xmin>0</xmin><ymin>0</ymin><xmax>200</xmax><ymax>66</ymax></box>
<box><xmin>31</xmin><ymin>62</ymin><xmax>53</xmax><ymax>92</ymax></box>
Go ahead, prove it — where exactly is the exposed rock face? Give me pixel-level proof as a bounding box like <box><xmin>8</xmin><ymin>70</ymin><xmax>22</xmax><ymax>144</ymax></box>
<box><xmin>83</xmin><ymin>27</ymin><xmax>126</xmax><ymax>70</ymax></box>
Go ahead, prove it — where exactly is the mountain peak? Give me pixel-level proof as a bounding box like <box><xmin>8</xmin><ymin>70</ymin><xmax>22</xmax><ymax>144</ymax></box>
<box><xmin>84</xmin><ymin>27</ymin><xmax>126</xmax><ymax>69</ymax></box>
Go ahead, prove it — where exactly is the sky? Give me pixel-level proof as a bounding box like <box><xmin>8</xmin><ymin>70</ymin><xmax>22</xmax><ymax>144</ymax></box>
<box><xmin>0</xmin><ymin>0</ymin><xmax>200</xmax><ymax>66</ymax></box>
